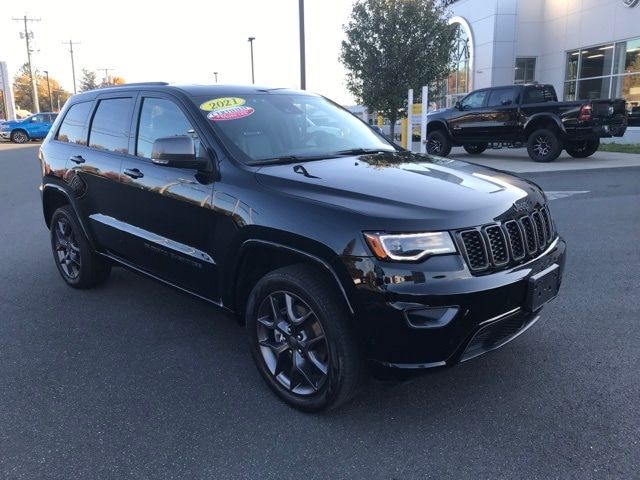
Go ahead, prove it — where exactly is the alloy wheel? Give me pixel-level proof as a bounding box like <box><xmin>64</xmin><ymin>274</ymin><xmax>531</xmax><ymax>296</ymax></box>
<box><xmin>428</xmin><ymin>138</ymin><xmax>442</xmax><ymax>154</ymax></box>
<box><xmin>13</xmin><ymin>131</ymin><xmax>28</xmax><ymax>143</ymax></box>
<box><xmin>533</xmin><ymin>135</ymin><xmax>551</xmax><ymax>157</ymax></box>
<box><xmin>256</xmin><ymin>291</ymin><xmax>329</xmax><ymax>395</ymax></box>
<box><xmin>53</xmin><ymin>218</ymin><xmax>81</xmax><ymax>279</ymax></box>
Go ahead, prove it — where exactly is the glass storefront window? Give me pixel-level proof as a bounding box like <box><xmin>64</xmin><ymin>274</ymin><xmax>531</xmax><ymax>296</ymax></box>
<box><xmin>566</xmin><ymin>51</ymin><xmax>579</xmax><ymax>81</ymax></box>
<box><xmin>514</xmin><ymin>58</ymin><xmax>536</xmax><ymax>84</ymax></box>
<box><xmin>578</xmin><ymin>77</ymin><xmax>611</xmax><ymax>100</ymax></box>
<box><xmin>564</xmin><ymin>38</ymin><xmax>640</xmax><ymax>109</ymax></box>
<box><xmin>579</xmin><ymin>44</ymin><xmax>614</xmax><ymax>79</ymax></box>
<box><xmin>563</xmin><ymin>81</ymin><xmax>577</xmax><ymax>101</ymax></box>
<box><xmin>614</xmin><ymin>39</ymin><xmax>640</xmax><ymax>75</ymax></box>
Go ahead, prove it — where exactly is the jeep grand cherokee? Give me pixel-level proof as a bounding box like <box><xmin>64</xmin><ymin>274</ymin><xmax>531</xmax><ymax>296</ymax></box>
<box><xmin>38</xmin><ymin>83</ymin><xmax>566</xmax><ymax>411</ymax></box>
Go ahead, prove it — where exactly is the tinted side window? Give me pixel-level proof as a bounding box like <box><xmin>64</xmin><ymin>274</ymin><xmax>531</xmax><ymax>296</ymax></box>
<box><xmin>89</xmin><ymin>98</ymin><xmax>134</xmax><ymax>153</ymax></box>
<box><xmin>522</xmin><ymin>86</ymin><xmax>556</xmax><ymax>104</ymax></box>
<box><xmin>136</xmin><ymin>97</ymin><xmax>198</xmax><ymax>159</ymax></box>
<box><xmin>31</xmin><ymin>114</ymin><xmax>45</xmax><ymax>123</ymax></box>
<box><xmin>56</xmin><ymin>102</ymin><xmax>93</xmax><ymax>145</ymax></box>
<box><xmin>487</xmin><ymin>88</ymin><xmax>517</xmax><ymax>107</ymax></box>
<box><xmin>461</xmin><ymin>90</ymin><xmax>488</xmax><ymax>109</ymax></box>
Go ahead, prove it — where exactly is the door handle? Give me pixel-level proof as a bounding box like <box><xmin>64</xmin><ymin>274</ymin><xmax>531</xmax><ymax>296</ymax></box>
<box><xmin>452</xmin><ymin>125</ymin><xmax>462</xmax><ymax>130</ymax></box>
<box><xmin>123</xmin><ymin>168</ymin><xmax>144</xmax><ymax>179</ymax></box>
<box><xmin>69</xmin><ymin>155</ymin><xmax>85</xmax><ymax>164</ymax></box>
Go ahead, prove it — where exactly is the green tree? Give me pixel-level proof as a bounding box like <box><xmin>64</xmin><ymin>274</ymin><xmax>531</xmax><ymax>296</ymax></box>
<box><xmin>341</xmin><ymin>0</ymin><xmax>456</xmax><ymax>137</ymax></box>
<box><xmin>79</xmin><ymin>68</ymin><xmax>99</xmax><ymax>92</ymax></box>
<box><xmin>12</xmin><ymin>64</ymin><xmax>72</xmax><ymax>112</ymax></box>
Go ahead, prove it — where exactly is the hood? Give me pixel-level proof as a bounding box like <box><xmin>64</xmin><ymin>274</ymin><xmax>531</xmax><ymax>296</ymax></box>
<box><xmin>254</xmin><ymin>152</ymin><xmax>546</xmax><ymax>230</ymax></box>
<box><xmin>1</xmin><ymin>120</ymin><xmax>23</xmax><ymax>127</ymax></box>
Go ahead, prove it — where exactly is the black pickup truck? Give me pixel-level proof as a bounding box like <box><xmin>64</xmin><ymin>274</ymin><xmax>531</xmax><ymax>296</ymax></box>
<box><xmin>426</xmin><ymin>83</ymin><xmax>627</xmax><ymax>162</ymax></box>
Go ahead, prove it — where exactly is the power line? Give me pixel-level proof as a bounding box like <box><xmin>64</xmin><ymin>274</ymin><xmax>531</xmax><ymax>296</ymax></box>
<box><xmin>63</xmin><ymin>40</ymin><xmax>81</xmax><ymax>94</ymax></box>
<box><xmin>12</xmin><ymin>15</ymin><xmax>41</xmax><ymax>113</ymax></box>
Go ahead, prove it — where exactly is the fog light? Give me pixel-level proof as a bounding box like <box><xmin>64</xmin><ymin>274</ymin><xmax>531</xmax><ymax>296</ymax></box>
<box><xmin>405</xmin><ymin>307</ymin><xmax>459</xmax><ymax>329</ymax></box>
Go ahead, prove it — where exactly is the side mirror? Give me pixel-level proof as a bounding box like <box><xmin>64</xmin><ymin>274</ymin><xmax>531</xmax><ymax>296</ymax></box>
<box><xmin>454</xmin><ymin>101</ymin><xmax>462</xmax><ymax>110</ymax></box>
<box><xmin>151</xmin><ymin>136</ymin><xmax>204</xmax><ymax>169</ymax></box>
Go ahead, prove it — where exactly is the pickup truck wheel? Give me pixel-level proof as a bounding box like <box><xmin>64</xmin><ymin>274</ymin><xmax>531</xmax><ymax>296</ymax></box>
<box><xmin>527</xmin><ymin>128</ymin><xmax>562</xmax><ymax>162</ymax></box>
<box><xmin>463</xmin><ymin>143</ymin><xmax>488</xmax><ymax>155</ymax></box>
<box><xmin>426</xmin><ymin>130</ymin><xmax>452</xmax><ymax>157</ymax></box>
<box><xmin>50</xmin><ymin>206</ymin><xmax>111</xmax><ymax>289</ymax></box>
<box><xmin>10</xmin><ymin>130</ymin><xmax>29</xmax><ymax>144</ymax></box>
<box><xmin>565</xmin><ymin>138</ymin><xmax>600</xmax><ymax>158</ymax></box>
<box><xmin>246</xmin><ymin>264</ymin><xmax>364</xmax><ymax>412</ymax></box>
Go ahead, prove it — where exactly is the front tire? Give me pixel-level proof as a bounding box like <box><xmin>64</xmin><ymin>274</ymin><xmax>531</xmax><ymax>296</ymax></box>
<box><xmin>246</xmin><ymin>264</ymin><xmax>364</xmax><ymax>412</ymax></box>
<box><xmin>426</xmin><ymin>130</ymin><xmax>452</xmax><ymax>157</ymax></box>
<box><xmin>50</xmin><ymin>206</ymin><xmax>111</xmax><ymax>289</ymax></box>
<box><xmin>10</xmin><ymin>130</ymin><xmax>29</xmax><ymax>144</ymax></box>
<box><xmin>463</xmin><ymin>143</ymin><xmax>488</xmax><ymax>155</ymax></box>
<box><xmin>527</xmin><ymin>128</ymin><xmax>562</xmax><ymax>162</ymax></box>
<box><xmin>565</xmin><ymin>138</ymin><xmax>600</xmax><ymax>158</ymax></box>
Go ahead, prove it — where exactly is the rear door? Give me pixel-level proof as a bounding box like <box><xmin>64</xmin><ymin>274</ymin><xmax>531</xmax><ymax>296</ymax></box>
<box><xmin>449</xmin><ymin>89</ymin><xmax>489</xmax><ymax>141</ymax></box>
<box><xmin>115</xmin><ymin>94</ymin><xmax>218</xmax><ymax>298</ymax></box>
<box><xmin>480</xmin><ymin>87</ymin><xmax>520</xmax><ymax>140</ymax></box>
<box><xmin>72</xmin><ymin>94</ymin><xmax>137</xmax><ymax>253</ymax></box>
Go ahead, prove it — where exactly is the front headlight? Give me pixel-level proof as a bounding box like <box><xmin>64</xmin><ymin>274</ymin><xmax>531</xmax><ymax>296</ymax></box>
<box><xmin>363</xmin><ymin>231</ymin><xmax>456</xmax><ymax>261</ymax></box>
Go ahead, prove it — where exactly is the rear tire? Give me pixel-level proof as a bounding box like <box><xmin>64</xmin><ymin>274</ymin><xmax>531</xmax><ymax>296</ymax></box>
<box><xmin>246</xmin><ymin>264</ymin><xmax>364</xmax><ymax>412</ymax></box>
<box><xmin>426</xmin><ymin>130</ymin><xmax>452</xmax><ymax>157</ymax></box>
<box><xmin>463</xmin><ymin>143</ymin><xmax>488</xmax><ymax>155</ymax></box>
<box><xmin>10</xmin><ymin>130</ymin><xmax>29</xmax><ymax>144</ymax></box>
<box><xmin>526</xmin><ymin>128</ymin><xmax>562</xmax><ymax>162</ymax></box>
<box><xmin>50</xmin><ymin>206</ymin><xmax>111</xmax><ymax>289</ymax></box>
<box><xmin>565</xmin><ymin>138</ymin><xmax>600</xmax><ymax>158</ymax></box>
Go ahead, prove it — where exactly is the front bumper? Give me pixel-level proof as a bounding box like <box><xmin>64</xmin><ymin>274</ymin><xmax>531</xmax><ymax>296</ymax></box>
<box><xmin>341</xmin><ymin>236</ymin><xmax>566</xmax><ymax>369</ymax></box>
<box><xmin>0</xmin><ymin>131</ymin><xmax>11</xmax><ymax>139</ymax></box>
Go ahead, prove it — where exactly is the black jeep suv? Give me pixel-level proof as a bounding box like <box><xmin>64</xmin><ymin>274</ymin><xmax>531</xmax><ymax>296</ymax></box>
<box><xmin>39</xmin><ymin>83</ymin><xmax>566</xmax><ymax>411</ymax></box>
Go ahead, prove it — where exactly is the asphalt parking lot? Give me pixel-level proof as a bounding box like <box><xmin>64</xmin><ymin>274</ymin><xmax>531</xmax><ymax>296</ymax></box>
<box><xmin>1</xmin><ymin>143</ymin><xmax>639</xmax><ymax>479</ymax></box>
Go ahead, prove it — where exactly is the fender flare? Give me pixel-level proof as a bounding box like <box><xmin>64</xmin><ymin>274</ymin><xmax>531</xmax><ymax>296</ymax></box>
<box><xmin>42</xmin><ymin>183</ymin><xmax>97</xmax><ymax>250</ymax></box>
<box><xmin>233</xmin><ymin>238</ymin><xmax>355</xmax><ymax>315</ymax></box>
<box><xmin>523</xmin><ymin>114</ymin><xmax>566</xmax><ymax>136</ymax></box>
<box><xmin>426</xmin><ymin>119</ymin><xmax>452</xmax><ymax>138</ymax></box>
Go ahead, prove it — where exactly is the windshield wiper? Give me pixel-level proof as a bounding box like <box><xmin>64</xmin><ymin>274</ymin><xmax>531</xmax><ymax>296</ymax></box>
<box><xmin>332</xmin><ymin>148</ymin><xmax>394</xmax><ymax>156</ymax></box>
<box><xmin>246</xmin><ymin>155</ymin><xmax>338</xmax><ymax>166</ymax></box>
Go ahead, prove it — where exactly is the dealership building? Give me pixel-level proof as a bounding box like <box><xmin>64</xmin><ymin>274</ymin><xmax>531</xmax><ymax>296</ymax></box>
<box><xmin>442</xmin><ymin>0</ymin><xmax>640</xmax><ymax>118</ymax></box>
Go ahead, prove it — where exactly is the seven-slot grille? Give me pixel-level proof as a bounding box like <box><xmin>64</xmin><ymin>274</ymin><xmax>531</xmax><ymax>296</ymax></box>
<box><xmin>456</xmin><ymin>206</ymin><xmax>556</xmax><ymax>274</ymax></box>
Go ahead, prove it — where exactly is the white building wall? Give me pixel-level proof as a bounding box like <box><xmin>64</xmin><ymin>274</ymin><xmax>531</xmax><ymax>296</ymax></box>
<box><xmin>450</xmin><ymin>0</ymin><xmax>640</xmax><ymax>98</ymax></box>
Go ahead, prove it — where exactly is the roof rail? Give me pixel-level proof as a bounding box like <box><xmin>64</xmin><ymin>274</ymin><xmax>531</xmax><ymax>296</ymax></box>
<box><xmin>109</xmin><ymin>82</ymin><xmax>169</xmax><ymax>87</ymax></box>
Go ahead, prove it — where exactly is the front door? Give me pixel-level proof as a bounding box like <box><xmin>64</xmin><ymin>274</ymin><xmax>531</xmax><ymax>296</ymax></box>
<box><xmin>28</xmin><ymin>114</ymin><xmax>52</xmax><ymax>139</ymax></box>
<box><xmin>449</xmin><ymin>89</ymin><xmax>489</xmax><ymax>141</ymax></box>
<box><xmin>115</xmin><ymin>95</ymin><xmax>218</xmax><ymax>299</ymax></box>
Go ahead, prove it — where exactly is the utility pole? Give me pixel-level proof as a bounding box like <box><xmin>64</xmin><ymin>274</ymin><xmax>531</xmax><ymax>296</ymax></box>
<box><xmin>248</xmin><ymin>37</ymin><xmax>255</xmax><ymax>84</ymax></box>
<box><xmin>64</xmin><ymin>40</ymin><xmax>80</xmax><ymax>94</ymax></box>
<box><xmin>99</xmin><ymin>68</ymin><xmax>113</xmax><ymax>86</ymax></box>
<box><xmin>214</xmin><ymin>72</ymin><xmax>218</xmax><ymax>83</ymax></box>
<box><xmin>13</xmin><ymin>15</ymin><xmax>41</xmax><ymax>113</ymax></box>
<box><xmin>299</xmin><ymin>0</ymin><xmax>306</xmax><ymax>90</ymax></box>
<box><xmin>43</xmin><ymin>70</ymin><xmax>53</xmax><ymax>111</ymax></box>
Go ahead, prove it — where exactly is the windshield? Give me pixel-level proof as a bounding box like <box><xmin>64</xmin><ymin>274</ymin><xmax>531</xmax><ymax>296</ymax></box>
<box><xmin>195</xmin><ymin>93</ymin><xmax>395</xmax><ymax>164</ymax></box>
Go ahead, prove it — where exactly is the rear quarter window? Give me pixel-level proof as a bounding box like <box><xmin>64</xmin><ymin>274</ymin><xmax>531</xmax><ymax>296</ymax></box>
<box><xmin>56</xmin><ymin>102</ymin><xmax>93</xmax><ymax>145</ymax></box>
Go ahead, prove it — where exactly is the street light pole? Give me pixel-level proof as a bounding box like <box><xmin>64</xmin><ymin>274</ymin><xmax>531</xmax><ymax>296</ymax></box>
<box><xmin>248</xmin><ymin>37</ymin><xmax>255</xmax><ymax>84</ymax></box>
<box><xmin>214</xmin><ymin>72</ymin><xmax>218</xmax><ymax>83</ymax></box>
<box><xmin>299</xmin><ymin>0</ymin><xmax>306</xmax><ymax>90</ymax></box>
<box><xmin>43</xmin><ymin>70</ymin><xmax>53</xmax><ymax>111</ymax></box>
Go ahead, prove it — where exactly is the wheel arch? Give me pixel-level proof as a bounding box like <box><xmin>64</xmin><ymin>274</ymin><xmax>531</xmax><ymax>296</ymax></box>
<box><xmin>10</xmin><ymin>128</ymin><xmax>30</xmax><ymax>140</ymax></box>
<box><xmin>427</xmin><ymin>119</ymin><xmax>451</xmax><ymax>138</ymax></box>
<box><xmin>42</xmin><ymin>184</ymin><xmax>97</xmax><ymax>250</ymax></box>
<box><xmin>523</xmin><ymin>114</ymin><xmax>566</xmax><ymax>138</ymax></box>
<box><xmin>226</xmin><ymin>239</ymin><xmax>356</xmax><ymax>322</ymax></box>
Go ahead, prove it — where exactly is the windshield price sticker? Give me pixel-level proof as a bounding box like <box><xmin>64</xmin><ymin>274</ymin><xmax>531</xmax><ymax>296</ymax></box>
<box><xmin>200</xmin><ymin>97</ymin><xmax>246</xmax><ymax>111</ymax></box>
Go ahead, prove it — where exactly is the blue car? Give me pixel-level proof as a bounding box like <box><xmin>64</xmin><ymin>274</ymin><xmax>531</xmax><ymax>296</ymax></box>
<box><xmin>0</xmin><ymin>112</ymin><xmax>58</xmax><ymax>143</ymax></box>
